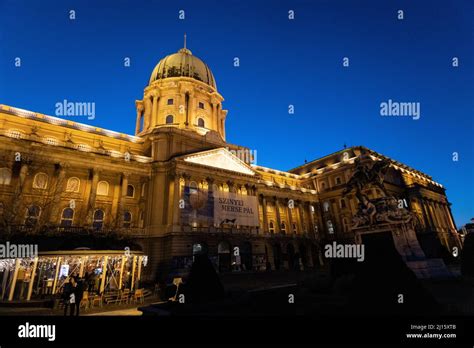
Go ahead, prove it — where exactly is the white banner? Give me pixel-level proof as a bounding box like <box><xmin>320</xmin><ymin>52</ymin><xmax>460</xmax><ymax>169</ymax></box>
<box><xmin>213</xmin><ymin>191</ymin><xmax>259</xmax><ymax>227</ymax></box>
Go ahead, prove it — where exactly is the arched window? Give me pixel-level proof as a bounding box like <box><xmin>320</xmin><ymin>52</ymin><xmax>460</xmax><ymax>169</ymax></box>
<box><xmin>335</xmin><ymin>177</ymin><xmax>342</xmax><ymax>185</ymax></box>
<box><xmin>96</xmin><ymin>181</ymin><xmax>109</xmax><ymax>196</ymax></box>
<box><xmin>292</xmin><ymin>223</ymin><xmax>297</xmax><ymax>233</ymax></box>
<box><xmin>126</xmin><ymin>184</ymin><xmax>135</xmax><ymax>198</ymax></box>
<box><xmin>0</xmin><ymin>168</ymin><xmax>12</xmax><ymax>185</ymax></box>
<box><xmin>166</xmin><ymin>115</ymin><xmax>174</xmax><ymax>124</ymax></box>
<box><xmin>269</xmin><ymin>221</ymin><xmax>275</xmax><ymax>234</ymax></box>
<box><xmin>123</xmin><ymin>211</ymin><xmax>132</xmax><ymax>228</ymax></box>
<box><xmin>197</xmin><ymin>118</ymin><xmax>205</xmax><ymax>128</ymax></box>
<box><xmin>320</xmin><ymin>182</ymin><xmax>326</xmax><ymax>191</ymax></box>
<box><xmin>281</xmin><ymin>222</ymin><xmax>286</xmax><ymax>234</ymax></box>
<box><xmin>33</xmin><ymin>173</ymin><xmax>48</xmax><ymax>189</ymax></box>
<box><xmin>60</xmin><ymin>208</ymin><xmax>74</xmax><ymax>227</ymax></box>
<box><xmin>93</xmin><ymin>209</ymin><xmax>104</xmax><ymax>230</ymax></box>
<box><xmin>340</xmin><ymin>198</ymin><xmax>346</xmax><ymax>209</ymax></box>
<box><xmin>25</xmin><ymin>205</ymin><xmax>41</xmax><ymax>226</ymax></box>
<box><xmin>66</xmin><ymin>177</ymin><xmax>80</xmax><ymax>192</ymax></box>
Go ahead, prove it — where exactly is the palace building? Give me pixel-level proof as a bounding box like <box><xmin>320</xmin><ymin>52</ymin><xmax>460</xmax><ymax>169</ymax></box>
<box><xmin>0</xmin><ymin>43</ymin><xmax>461</xmax><ymax>282</ymax></box>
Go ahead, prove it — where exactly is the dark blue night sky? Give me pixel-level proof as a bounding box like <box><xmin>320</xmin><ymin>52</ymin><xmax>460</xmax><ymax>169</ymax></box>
<box><xmin>0</xmin><ymin>0</ymin><xmax>472</xmax><ymax>226</ymax></box>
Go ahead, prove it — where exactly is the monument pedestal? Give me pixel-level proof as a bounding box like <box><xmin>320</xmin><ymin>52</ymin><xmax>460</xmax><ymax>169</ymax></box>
<box><xmin>353</xmin><ymin>221</ymin><xmax>452</xmax><ymax>279</ymax></box>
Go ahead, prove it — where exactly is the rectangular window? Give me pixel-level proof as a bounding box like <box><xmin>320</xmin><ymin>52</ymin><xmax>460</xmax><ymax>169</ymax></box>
<box><xmin>198</xmin><ymin>102</ymin><xmax>204</xmax><ymax>109</ymax></box>
<box><xmin>167</xmin><ymin>98</ymin><xmax>174</xmax><ymax>105</ymax></box>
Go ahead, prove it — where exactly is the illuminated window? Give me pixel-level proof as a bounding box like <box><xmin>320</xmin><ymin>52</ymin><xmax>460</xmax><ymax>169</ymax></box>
<box><xmin>33</xmin><ymin>173</ymin><xmax>48</xmax><ymax>189</ymax></box>
<box><xmin>66</xmin><ymin>177</ymin><xmax>80</xmax><ymax>192</ymax></box>
<box><xmin>167</xmin><ymin>98</ymin><xmax>174</xmax><ymax>105</ymax></box>
<box><xmin>60</xmin><ymin>208</ymin><xmax>74</xmax><ymax>227</ymax></box>
<box><xmin>198</xmin><ymin>102</ymin><xmax>204</xmax><ymax>109</ymax></box>
<box><xmin>166</xmin><ymin>115</ymin><xmax>174</xmax><ymax>124</ymax></box>
<box><xmin>269</xmin><ymin>221</ymin><xmax>275</xmax><ymax>233</ymax></box>
<box><xmin>0</xmin><ymin>168</ymin><xmax>12</xmax><ymax>185</ymax></box>
<box><xmin>197</xmin><ymin>118</ymin><xmax>205</xmax><ymax>128</ymax></box>
<box><xmin>97</xmin><ymin>181</ymin><xmax>109</xmax><ymax>196</ymax></box>
<box><xmin>126</xmin><ymin>184</ymin><xmax>135</xmax><ymax>197</ymax></box>
<box><xmin>123</xmin><ymin>211</ymin><xmax>132</xmax><ymax>228</ymax></box>
<box><xmin>25</xmin><ymin>205</ymin><xmax>41</xmax><ymax>226</ymax></box>
<box><xmin>93</xmin><ymin>209</ymin><xmax>104</xmax><ymax>230</ymax></box>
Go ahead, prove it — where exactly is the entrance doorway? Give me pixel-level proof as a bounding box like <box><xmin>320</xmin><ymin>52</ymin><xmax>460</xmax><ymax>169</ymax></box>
<box><xmin>217</xmin><ymin>241</ymin><xmax>231</xmax><ymax>273</ymax></box>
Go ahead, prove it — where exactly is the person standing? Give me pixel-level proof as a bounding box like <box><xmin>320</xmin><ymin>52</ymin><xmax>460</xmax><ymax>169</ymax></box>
<box><xmin>62</xmin><ymin>277</ymin><xmax>76</xmax><ymax>316</ymax></box>
<box><xmin>74</xmin><ymin>277</ymin><xmax>85</xmax><ymax>316</ymax></box>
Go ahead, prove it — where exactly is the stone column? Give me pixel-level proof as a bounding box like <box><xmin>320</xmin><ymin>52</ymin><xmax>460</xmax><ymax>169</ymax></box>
<box><xmin>428</xmin><ymin>201</ymin><xmax>441</xmax><ymax>229</ymax></box>
<box><xmin>206</xmin><ymin>177</ymin><xmax>214</xmax><ymax>228</ymax></box>
<box><xmin>172</xmin><ymin>174</ymin><xmax>182</xmax><ymax>226</ymax></box>
<box><xmin>117</xmin><ymin>172</ymin><xmax>129</xmax><ymax>227</ymax></box>
<box><xmin>151</xmin><ymin>95</ymin><xmax>159</xmax><ymax>127</ymax></box>
<box><xmin>188</xmin><ymin>92</ymin><xmax>196</xmax><ymax>126</ymax></box>
<box><xmin>421</xmin><ymin>199</ymin><xmax>435</xmax><ymax>229</ymax></box>
<box><xmin>442</xmin><ymin>204</ymin><xmax>456</xmax><ymax>230</ymax></box>
<box><xmin>261</xmin><ymin>195</ymin><xmax>269</xmax><ymax>233</ymax></box>
<box><xmin>135</xmin><ymin>102</ymin><xmax>144</xmax><ymax>134</ymax></box>
<box><xmin>48</xmin><ymin>164</ymin><xmax>67</xmax><ymax>224</ymax></box>
<box><xmin>275</xmin><ymin>198</ymin><xmax>282</xmax><ymax>234</ymax></box>
<box><xmin>306</xmin><ymin>202</ymin><xmax>314</xmax><ymax>235</ymax></box>
<box><xmin>286</xmin><ymin>199</ymin><xmax>294</xmax><ymax>234</ymax></box>
<box><xmin>86</xmin><ymin>168</ymin><xmax>100</xmax><ymax>225</ymax></box>
<box><xmin>297</xmin><ymin>201</ymin><xmax>305</xmax><ymax>234</ymax></box>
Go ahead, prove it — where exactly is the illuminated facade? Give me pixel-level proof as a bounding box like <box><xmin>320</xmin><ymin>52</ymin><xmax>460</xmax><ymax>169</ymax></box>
<box><xmin>0</xmin><ymin>44</ymin><xmax>460</xmax><ymax>280</ymax></box>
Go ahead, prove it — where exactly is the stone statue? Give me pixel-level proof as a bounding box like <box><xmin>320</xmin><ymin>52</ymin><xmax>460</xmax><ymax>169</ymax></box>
<box><xmin>344</xmin><ymin>156</ymin><xmax>413</xmax><ymax>228</ymax></box>
<box><xmin>343</xmin><ymin>157</ymin><xmax>391</xmax><ymax>202</ymax></box>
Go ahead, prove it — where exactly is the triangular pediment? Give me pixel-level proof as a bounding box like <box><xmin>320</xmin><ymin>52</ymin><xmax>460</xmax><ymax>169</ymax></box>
<box><xmin>183</xmin><ymin>148</ymin><xmax>256</xmax><ymax>176</ymax></box>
